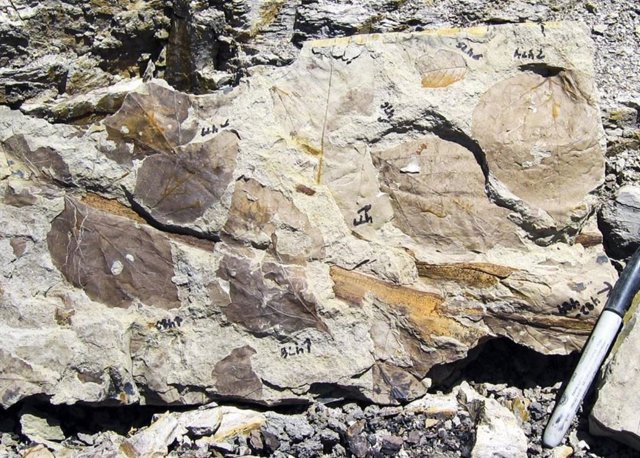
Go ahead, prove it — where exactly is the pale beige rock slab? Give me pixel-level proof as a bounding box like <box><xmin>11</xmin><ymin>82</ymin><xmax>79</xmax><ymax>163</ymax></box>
<box><xmin>473</xmin><ymin>71</ymin><xmax>604</xmax><ymax>226</ymax></box>
<box><xmin>458</xmin><ymin>382</ymin><xmax>528</xmax><ymax>458</ymax></box>
<box><xmin>121</xmin><ymin>412</ymin><xmax>185</xmax><ymax>458</ymax></box>
<box><xmin>19</xmin><ymin>408</ymin><xmax>65</xmax><ymax>443</ymax></box>
<box><xmin>0</xmin><ymin>22</ymin><xmax>618</xmax><ymax>409</ymax></box>
<box><xmin>20</xmin><ymin>445</ymin><xmax>55</xmax><ymax>458</ymax></box>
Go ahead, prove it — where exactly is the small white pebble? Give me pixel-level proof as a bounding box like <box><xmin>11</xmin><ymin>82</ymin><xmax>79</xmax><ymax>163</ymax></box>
<box><xmin>400</xmin><ymin>159</ymin><xmax>421</xmax><ymax>174</ymax></box>
<box><xmin>110</xmin><ymin>260</ymin><xmax>124</xmax><ymax>276</ymax></box>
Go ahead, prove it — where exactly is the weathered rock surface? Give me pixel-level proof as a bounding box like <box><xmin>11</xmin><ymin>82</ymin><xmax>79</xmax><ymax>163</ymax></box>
<box><xmin>459</xmin><ymin>382</ymin><xmax>528</xmax><ymax>458</ymax></box>
<box><xmin>18</xmin><ymin>407</ymin><xmax>65</xmax><ymax>445</ymax></box>
<box><xmin>0</xmin><ymin>22</ymin><xmax>616</xmax><ymax>409</ymax></box>
<box><xmin>590</xmin><ymin>297</ymin><xmax>640</xmax><ymax>449</ymax></box>
<box><xmin>600</xmin><ymin>184</ymin><xmax>640</xmax><ymax>258</ymax></box>
<box><xmin>0</xmin><ymin>0</ymin><xmax>170</xmax><ymax>108</ymax></box>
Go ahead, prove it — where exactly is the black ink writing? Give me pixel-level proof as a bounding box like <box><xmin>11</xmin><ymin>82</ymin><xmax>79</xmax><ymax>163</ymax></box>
<box><xmin>377</xmin><ymin>102</ymin><xmax>395</xmax><ymax>122</ymax></box>
<box><xmin>557</xmin><ymin>296</ymin><xmax>599</xmax><ymax>317</ymax></box>
<box><xmin>513</xmin><ymin>48</ymin><xmax>545</xmax><ymax>60</ymax></box>
<box><xmin>353</xmin><ymin>204</ymin><xmax>373</xmax><ymax>226</ymax></box>
<box><xmin>280</xmin><ymin>338</ymin><xmax>312</xmax><ymax>359</ymax></box>
<box><xmin>597</xmin><ymin>282</ymin><xmax>613</xmax><ymax>296</ymax></box>
<box><xmin>456</xmin><ymin>41</ymin><xmax>483</xmax><ymax>60</ymax></box>
<box><xmin>155</xmin><ymin>316</ymin><xmax>183</xmax><ymax>331</ymax></box>
<box><xmin>201</xmin><ymin>119</ymin><xmax>230</xmax><ymax>137</ymax></box>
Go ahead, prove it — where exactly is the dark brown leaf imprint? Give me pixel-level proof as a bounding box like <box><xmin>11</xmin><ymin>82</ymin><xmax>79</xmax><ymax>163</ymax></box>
<box><xmin>212</xmin><ymin>346</ymin><xmax>263</xmax><ymax>401</ymax></box>
<box><xmin>47</xmin><ymin>198</ymin><xmax>180</xmax><ymax>309</ymax></box>
<box><xmin>217</xmin><ymin>250</ymin><xmax>328</xmax><ymax>336</ymax></box>
<box><xmin>134</xmin><ymin>131</ymin><xmax>239</xmax><ymax>225</ymax></box>
<box><xmin>103</xmin><ymin>82</ymin><xmax>197</xmax><ymax>157</ymax></box>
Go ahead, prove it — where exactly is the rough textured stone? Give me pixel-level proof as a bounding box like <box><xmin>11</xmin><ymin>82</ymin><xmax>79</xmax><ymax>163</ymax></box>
<box><xmin>0</xmin><ymin>0</ymin><xmax>170</xmax><ymax>108</ymax></box>
<box><xmin>590</xmin><ymin>297</ymin><xmax>640</xmax><ymax>449</ymax></box>
<box><xmin>0</xmin><ymin>22</ymin><xmax>616</xmax><ymax>410</ymax></box>
<box><xmin>19</xmin><ymin>407</ymin><xmax>65</xmax><ymax>444</ymax></box>
<box><xmin>458</xmin><ymin>382</ymin><xmax>528</xmax><ymax>458</ymax></box>
<box><xmin>600</xmin><ymin>185</ymin><xmax>640</xmax><ymax>258</ymax></box>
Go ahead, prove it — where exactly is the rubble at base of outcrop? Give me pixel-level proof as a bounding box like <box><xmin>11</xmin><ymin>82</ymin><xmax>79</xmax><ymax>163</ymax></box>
<box><xmin>1</xmin><ymin>376</ymin><xmax>637</xmax><ymax>458</ymax></box>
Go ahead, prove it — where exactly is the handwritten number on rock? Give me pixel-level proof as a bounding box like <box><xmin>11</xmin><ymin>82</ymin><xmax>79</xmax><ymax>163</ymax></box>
<box><xmin>155</xmin><ymin>316</ymin><xmax>183</xmax><ymax>331</ymax></box>
<box><xmin>201</xmin><ymin>119</ymin><xmax>230</xmax><ymax>137</ymax></box>
<box><xmin>280</xmin><ymin>338</ymin><xmax>312</xmax><ymax>359</ymax></box>
<box><xmin>456</xmin><ymin>41</ymin><xmax>482</xmax><ymax>60</ymax></box>
<box><xmin>513</xmin><ymin>48</ymin><xmax>545</xmax><ymax>59</ymax></box>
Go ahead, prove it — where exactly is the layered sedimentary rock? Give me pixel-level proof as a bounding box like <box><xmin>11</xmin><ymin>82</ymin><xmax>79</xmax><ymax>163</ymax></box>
<box><xmin>0</xmin><ymin>0</ymin><xmax>170</xmax><ymax>108</ymax></box>
<box><xmin>0</xmin><ymin>22</ymin><xmax>616</xmax><ymax>408</ymax></box>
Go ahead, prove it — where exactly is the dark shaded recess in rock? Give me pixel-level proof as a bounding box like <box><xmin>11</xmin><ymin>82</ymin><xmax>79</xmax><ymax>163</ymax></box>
<box><xmin>427</xmin><ymin>337</ymin><xmax>579</xmax><ymax>392</ymax></box>
<box><xmin>0</xmin><ymin>63</ymin><xmax>68</xmax><ymax>109</ymax></box>
<box><xmin>372</xmin><ymin>362</ymin><xmax>427</xmax><ymax>405</ymax></box>
<box><xmin>0</xmin><ymin>26</ymin><xmax>29</xmax><ymax>66</ymax></box>
<box><xmin>2</xmin><ymin>134</ymin><xmax>72</xmax><ymax>186</ymax></box>
<box><xmin>103</xmin><ymin>82</ymin><xmax>196</xmax><ymax>159</ymax></box>
<box><xmin>47</xmin><ymin>198</ymin><xmax>180</xmax><ymax>309</ymax></box>
<box><xmin>166</xmin><ymin>1</ymin><xmax>226</xmax><ymax>93</ymax></box>
<box><xmin>292</xmin><ymin>5</ymin><xmax>359</xmax><ymax>48</ymax></box>
<box><xmin>308</xmin><ymin>382</ymin><xmax>370</xmax><ymax>405</ymax></box>
<box><xmin>134</xmin><ymin>131</ymin><xmax>238</xmax><ymax>226</ymax></box>
<box><xmin>518</xmin><ymin>63</ymin><xmax>563</xmax><ymax>77</ymax></box>
<box><xmin>1</xmin><ymin>399</ymin><xmax>167</xmax><ymax>438</ymax></box>
<box><xmin>217</xmin><ymin>253</ymin><xmax>328</xmax><ymax>337</ymax></box>
<box><xmin>92</xmin><ymin>11</ymin><xmax>167</xmax><ymax>77</ymax></box>
<box><xmin>212</xmin><ymin>346</ymin><xmax>263</xmax><ymax>401</ymax></box>
<box><xmin>166</xmin><ymin>10</ymin><xmax>196</xmax><ymax>92</ymax></box>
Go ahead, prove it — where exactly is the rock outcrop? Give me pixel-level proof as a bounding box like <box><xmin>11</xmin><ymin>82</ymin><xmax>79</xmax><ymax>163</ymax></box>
<box><xmin>0</xmin><ymin>22</ymin><xmax>616</xmax><ymax>409</ymax></box>
<box><xmin>0</xmin><ymin>0</ymin><xmax>170</xmax><ymax>109</ymax></box>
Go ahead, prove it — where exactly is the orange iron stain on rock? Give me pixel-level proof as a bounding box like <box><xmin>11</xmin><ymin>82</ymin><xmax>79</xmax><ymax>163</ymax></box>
<box><xmin>330</xmin><ymin>266</ymin><xmax>481</xmax><ymax>344</ymax></box>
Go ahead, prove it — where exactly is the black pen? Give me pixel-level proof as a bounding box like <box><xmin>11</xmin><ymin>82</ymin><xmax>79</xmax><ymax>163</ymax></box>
<box><xmin>543</xmin><ymin>248</ymin><xmax>640</xmax><ymax>447</ymax></box>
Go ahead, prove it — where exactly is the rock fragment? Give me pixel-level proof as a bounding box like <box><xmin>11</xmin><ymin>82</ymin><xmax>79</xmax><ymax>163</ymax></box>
<box><xmin>458</xmin><ymin>382</ymin><xmax>528</xmax><ymax>458</ymax></box>
<box><xmin>600</xmin><ymin>184</ymin><xmax>640</xmax><ymax>258</ymax></box>
<box><xmin>590</xmin><ymin>298</ymin><xmax>640</xmax><ymax>450</ymax></box>
<box><xmin>19</xmin><ymin>407</ymin><xmax>65</xmax><ymax>444</ymax></box>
